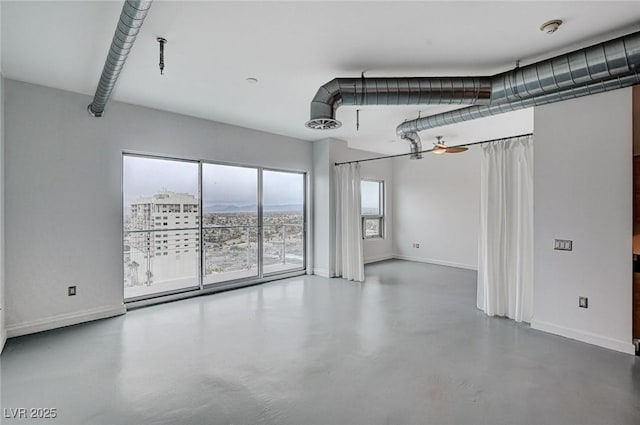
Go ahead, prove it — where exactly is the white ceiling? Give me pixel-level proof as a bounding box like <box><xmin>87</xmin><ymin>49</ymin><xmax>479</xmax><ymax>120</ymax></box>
<box><xmin>2</xmin><ymin>1</ymin><xmax>640</xmax><ymax>154</ymax></box>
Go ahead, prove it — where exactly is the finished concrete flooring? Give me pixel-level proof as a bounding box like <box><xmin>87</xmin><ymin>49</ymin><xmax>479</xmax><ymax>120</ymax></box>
<box><xmin>2</xmin><ymin>259</ymin><xmax>639</xmax><ymax>424</ymax></box>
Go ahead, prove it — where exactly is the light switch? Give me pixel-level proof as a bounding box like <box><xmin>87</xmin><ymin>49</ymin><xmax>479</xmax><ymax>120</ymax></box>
<box><xmin>554</xmin><ymin>239</ymin><xmax>573</xmax><ymax>251</ymax></box>
<box><xmin>579</xmin><ymin>296</ymin><xmax>588</xmax><ymax>308</ymax></box>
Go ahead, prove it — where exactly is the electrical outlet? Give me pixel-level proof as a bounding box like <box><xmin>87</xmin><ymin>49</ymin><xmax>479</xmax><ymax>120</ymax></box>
<box><xmin>412</xmin><ymin>243</ymin><xmax>420</xmax><ymax>248</ymax></box>
<box><xmin>68</xmin><ymin>286</ymin><xmax>77</xmax><ymax>296</ymax></box>
<box><xmin>579</xmin><ymin>296</ymin><xmax>588</xmax><ymax>308</ymax></box>
<box><xmin>554</xmin><ymin>239</ymin><xmax>573</xmax><ymax>251</ymax></box>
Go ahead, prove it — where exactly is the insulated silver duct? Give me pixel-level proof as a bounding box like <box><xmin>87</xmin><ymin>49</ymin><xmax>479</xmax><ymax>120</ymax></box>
<box><xmin>87</xmin><ymin>0</ymin><xmax>153</xmax><ymax>117</ymax></box>
<box><xmin>400</xmin><ymin>132</ymin><xmax>423</xmax><ymax>159</ymax></box>
<box><xmin>307</xmin><ymin>30</ymin><xmax>640</xmax><ymax>133</ymax></box>
<box><xmin>489</xmin><ymin>31</ymin><xmax>640</xmax><ymax>103</ymax></box>
<box><xmin>306</xmin><ymin>77</ymin><xmax>493</xmax><ymax>129</ymax></box>
<box><xmin>396</xmin><ymin>71</ymin><xmax>640</xmax><ymax>134</ymax></box>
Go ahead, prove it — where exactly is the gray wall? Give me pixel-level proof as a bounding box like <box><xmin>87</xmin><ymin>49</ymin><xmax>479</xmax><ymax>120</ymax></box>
<box><xmin>392</xmin><ymin>148</ymin><xmax>481</xmax><ymax>270</ymax></box>
<box><xmin>4</xmin><ymin>79</ymin><xmax>313</xmax><ymax>336</ymax></box>
<box><xmin>1</xmin><ymin>0</ymin><xmax>5</xmax><ymax>348</ymax></box>
<box><xmin>532</xmin><ymin>88</ymin><xmax>634</xmax><ymax>354</ymax></box>
<box><xmin>0</xmin><ymin>79</ymin><xmax>5</xmax><ymax>350</ymax></box>
<box><xmin>312</xmin><ymin>139</ymin><xmax>332</xmax><ymax>277</ymax></box>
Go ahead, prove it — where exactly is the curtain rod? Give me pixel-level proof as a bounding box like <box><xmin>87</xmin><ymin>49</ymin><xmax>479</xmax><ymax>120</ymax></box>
<box><xmin>334</xmin><ymin>133</ymin><xmax>534</xmax><ymax>166</ymax></box>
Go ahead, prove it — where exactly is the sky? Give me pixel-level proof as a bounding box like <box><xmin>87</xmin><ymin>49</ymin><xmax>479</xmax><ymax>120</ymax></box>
<box><xmin>123</xmin><ymin>156</ymin><xmax>198</xmax><ymax>209</ymax></box>
<box><xmin>361</xmin><ymin>180</ymin><xmax>381</xmax><ymax>213</ymax></box>
<box><xmin>203</xmin><ymin>163</ymin><xmax>257</xmax><ymax>209</ymax></box>
<box><xmin>123</xmin><ymin>156</ymin><xmax>304</xmax><ymax>213</ymax></box>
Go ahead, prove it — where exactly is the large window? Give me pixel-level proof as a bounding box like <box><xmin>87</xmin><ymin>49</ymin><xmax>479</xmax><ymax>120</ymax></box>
<box><xmin>123</xmin><ymin>156</ymin><xmax>200</xmax><ymax>300</ymax></box>
<box><xmin>123</xmin><ymin>154</ymin><xmax>306</xmax><ymax>301</ymax></box>
<box><xmin>361</xmin><ymin>180</ymin><xmax>384</xmax><ymax>239</ymax></box>
<box><xmin>202</xmin><ymin>164</ymin><xmax>259</xmax><ymax>284</ymax></box>
<box><xmin>263</xmin><ymin>170</ymin><xmax>305</xmax><ymax>274</ymax></box>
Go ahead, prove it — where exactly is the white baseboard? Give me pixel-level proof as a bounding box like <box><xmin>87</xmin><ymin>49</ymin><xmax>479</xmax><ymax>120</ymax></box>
<box><xmin>364</xmin><ymin>255</ymin><xmax>394</xmax><ymax>265</ymax></box>
<box><xmin>313</xmin><ymin>268</ymin><xmax>331</xmax><ymax>278</ymax></box>
<box><xmin>393</xmin><ymin>255</ymin><xmax>478</xmax><ymax>271</ymax></box>
<box><xmin>531</xmin><ymin>320</ymin><xmax>636</xmax><ymax>355</ymax></box>
<box><xmin>6</xmin><ymin>304</ymin><xmax>127</xmax><ymax>338</ymax></box>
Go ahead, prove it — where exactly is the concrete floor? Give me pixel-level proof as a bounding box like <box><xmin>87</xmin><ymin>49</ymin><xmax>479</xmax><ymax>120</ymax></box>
<box><xmin>2</xmin><ymin>259</ymin><xmax>639</xmax><ymax>425</ymax></box>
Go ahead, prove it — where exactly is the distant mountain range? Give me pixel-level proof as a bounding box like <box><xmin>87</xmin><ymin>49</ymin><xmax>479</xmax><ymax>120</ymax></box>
<box><xmin>204</xmin><ymin>202</ymin><xmax>303</xmax><ymax>213</ymax></box>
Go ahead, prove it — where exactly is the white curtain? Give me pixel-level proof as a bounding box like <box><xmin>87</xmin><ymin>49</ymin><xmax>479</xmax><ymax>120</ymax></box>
<box><xmin>477</xmin><ymin>135</ymin><xmax>533</xmax><ymax>322</ymax></box>
<box><xmin>334</xmin><ymin>163</ymin><xmax>365</xmax><ymax>282</ymax></box>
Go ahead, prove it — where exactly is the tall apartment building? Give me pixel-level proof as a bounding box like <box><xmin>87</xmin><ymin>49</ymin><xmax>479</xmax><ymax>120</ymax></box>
<box><xmin>124</xmin><ymin>191</ymin><xmax>200</xmax><ymax>290</ymax></box>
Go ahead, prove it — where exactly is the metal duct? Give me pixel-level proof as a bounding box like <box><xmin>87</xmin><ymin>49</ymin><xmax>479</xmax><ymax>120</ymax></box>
<box><xmin>396</xmin><ymin>71</ymin><xmax>640</xmax><ymax>135</ymax></box>
<box><xmin>489</xmin><ymin>31</ymin><xmax>640</xmax><ymax>103</ymax></box>
<box><xmin>306</xmin><ymin>77</ymin><xmax>493</xmax><ymax>129</ymax></box>
<box><xmin>87</xmin><ymin>0</ymin><xmax>153</xmax><ymax>117</ymax></box>
<box><xmin>400</xmin><ymin>132</ymin><xmax>423</xmax><ymax>159</ymax></box>
<box><xmin>307</xmin><ymin>30</ymin><xmax>640</xmax><ymax>132</ymax></box>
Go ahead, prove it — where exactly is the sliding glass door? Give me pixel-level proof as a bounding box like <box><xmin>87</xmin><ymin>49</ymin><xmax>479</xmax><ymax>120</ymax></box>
<box><xmin>202</xmin><ymin>164</ymin><xmax>259</xmax><ymax>284</ymax></box>
<box><xmin>263</xmin><ymin>170</ymin><xmax>305</xmax><ymax>275</ymax></box>
<box><xmin>123</xmin><ymin>156</ymin><xmax>200</xmax><ymax>300</ymax></box>
<box><xmin>123</xmin><ymin>155</ymin><xmax>306</xmax><ymax>301</ymax></box>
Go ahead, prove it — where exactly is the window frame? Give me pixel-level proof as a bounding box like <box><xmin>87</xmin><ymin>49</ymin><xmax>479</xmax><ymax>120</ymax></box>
<box><xmin>122</xmin><ymin>152</ymin><xmax>308</xmax><ymax>304</ymax></box>
<box><xmin>361</xmin><ymin>179</ymin><xmax>385</xmax><ymax>240</ymax></box>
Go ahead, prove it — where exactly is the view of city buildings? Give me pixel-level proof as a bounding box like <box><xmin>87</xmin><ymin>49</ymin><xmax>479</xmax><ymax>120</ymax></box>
<box><xmin>123</xmin><ymin>156</ymin><xmax>306</xmax><ymax>299</ymax></box>
<box><xmin>124</xmin><ymin>191</ymin><xmax>200</xmax><ymax>297</ymax></box>
<box><xmin>202</xmin><ymin>210</ymin><xmax>304</xmax><ymax>283</ymax></box>
<box><xmin>262</xmin><ymin>211</ymin><xmax>305</xmax><ymax>271</ymax></box>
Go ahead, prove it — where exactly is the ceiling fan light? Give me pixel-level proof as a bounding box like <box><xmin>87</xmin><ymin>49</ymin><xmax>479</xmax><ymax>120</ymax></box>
<box><xmin>433</xmin><ymin>136</ymin><xmax>447</xmax><ymax>154</ymax></box>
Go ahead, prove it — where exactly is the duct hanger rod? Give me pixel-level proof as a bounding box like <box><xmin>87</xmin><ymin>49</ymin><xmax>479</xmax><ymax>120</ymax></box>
<box><xmin>334</xmin><ymin>133</ymin><xmax>534</xmax><ymax>166</ymax></box>
<box><xmin>157</xmin><ymin>37</ymin><xmax>167</xmax><ymax>75</ymax></box>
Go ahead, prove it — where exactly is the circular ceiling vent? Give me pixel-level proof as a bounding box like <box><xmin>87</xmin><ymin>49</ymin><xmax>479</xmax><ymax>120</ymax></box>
<box><xmin>305</xmin><ymin>118</ymin><xmax>342</xmax><ymax>130</ymax></box>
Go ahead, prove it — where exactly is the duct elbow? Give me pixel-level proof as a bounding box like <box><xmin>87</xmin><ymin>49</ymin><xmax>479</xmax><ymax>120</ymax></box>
<box><xmin>305</xmin><ymin>78</ymin><xmax>342</xmax><ymax>130</ymax></box>
<box><xmin>401</xmin><ymin>131</ymin><xmax>423</xmax><ymax>160</ymax></box>
<box><xmin>396</xmin><ymin>122</ymin><xmax>415</xmax><ymax>138</ymax></box>
<box><xmin>307</xmin><ymin>100</ymin><xmax>339</xmax><ymax>129</ymax></box>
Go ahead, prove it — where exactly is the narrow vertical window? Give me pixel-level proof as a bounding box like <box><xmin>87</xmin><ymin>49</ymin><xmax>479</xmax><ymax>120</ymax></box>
<box><xmin>262</xmin><ymin>170</ymin><xmax>305</xmax><ymax>274</ymax></box>
<box><xmin>361</xmin><ymin>180</ymin><xmax>384</xmax><ymax>239</ymax></box>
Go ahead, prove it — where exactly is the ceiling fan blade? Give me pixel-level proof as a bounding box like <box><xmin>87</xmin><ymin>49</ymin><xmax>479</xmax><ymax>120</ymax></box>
<box><xmin>444</xmin><ymin>146</ymin><xmax>469</xmax><ymax>153</ymax></box>
<box><xmin>434</xmin><ymin>143</ymin><xmax>447</xmax><ymax>148</ymax></box>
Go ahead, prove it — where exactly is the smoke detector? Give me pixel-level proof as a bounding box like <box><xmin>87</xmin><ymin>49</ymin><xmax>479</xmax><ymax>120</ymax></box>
<box><xmin>540</xmin><ymin>19</ymin><xmax>563</xmax><ymax>34</ymax></box>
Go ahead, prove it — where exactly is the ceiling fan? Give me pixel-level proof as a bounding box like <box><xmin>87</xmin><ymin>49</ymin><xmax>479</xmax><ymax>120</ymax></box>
<box><xmin>432</xmin><ymin>136</ymin><xmax>469</xmax><ymax>154</ymax></box>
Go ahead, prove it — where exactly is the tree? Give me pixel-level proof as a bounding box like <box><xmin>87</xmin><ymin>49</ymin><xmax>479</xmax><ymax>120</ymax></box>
<box><xmin>129</xmin><ymin>261</ymin><xmax>139</xmax><ymax>286</ymax></box>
